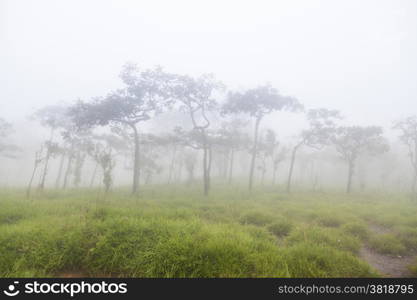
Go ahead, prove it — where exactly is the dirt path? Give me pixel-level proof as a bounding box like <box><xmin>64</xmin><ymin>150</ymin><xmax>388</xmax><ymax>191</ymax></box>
<box><xmin>359</xmin><ymin>247</ymin><xmax>414</xmax><ymax>277</ymax></box>
<box><xmin>360</xmin><ymin>224</ymin><xmax>415</xmax><ymax>277</ymax></box>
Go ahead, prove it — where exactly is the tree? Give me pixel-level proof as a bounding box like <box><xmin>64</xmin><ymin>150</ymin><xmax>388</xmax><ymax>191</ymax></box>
<box><xmin>172</xmin><ymin>73</ymin><xmax>224</xmax><ymax>196</ymax></box>
<box><xmin>286</xmin><ymin>108</ymin><xmax>341</xmax><ymax>193</ymax></box>
<box><xmin>216</xmin><ymin>119</ymin><xmax>249</xmax><ymax>184</ymax></box>
<box><xmin>257</xmin><ymin>129</ymin><xmax>277</xmax><ymax>185</ymax></box>
<box><xmin>32</xmin><ymin>105</ymin><xmax>70</xmax><ymax>190</ymax></box>
<box><xmin>223</xmin><ymin>85</ymin><xmax>302</xmax><ymax>191</ymax></box>
<box><xmin>332</xmin><ymin>126</ymin><xmax>389</xmax><ymax>194</ymax></box>
<box><xmin>393</xmin><ymin>116</ymin><xmax>417</xmax><ymax>198</ymax></box>
<box><xmin>0</xmin><ymin>118</ymin><xmax>19</xmax><ymax>158</ymax></box>
<box><xmin>70</xmin><ymin>63</ymin><xmax>174</xmax><ymax>195</ymax></box>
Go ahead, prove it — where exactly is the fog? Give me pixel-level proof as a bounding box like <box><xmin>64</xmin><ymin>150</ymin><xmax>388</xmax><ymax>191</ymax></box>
<box><xmin>1</xmin><ymin>0</ymin><xmax>417</xmax><ymax>191</ymax></box>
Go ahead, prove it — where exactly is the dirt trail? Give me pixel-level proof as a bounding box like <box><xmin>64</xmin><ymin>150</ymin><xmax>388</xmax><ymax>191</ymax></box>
<box><xmin>359</xmin><ymin>247</ymin><xmax>414</xmax><ymax>277</ymax></box>
<box><xmin>360</xmin><ymin>224</ymin><xmax>415</xmax><ymax>277</ymax></box>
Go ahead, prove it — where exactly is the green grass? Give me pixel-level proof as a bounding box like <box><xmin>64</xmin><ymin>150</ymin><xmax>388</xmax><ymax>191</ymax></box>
<box><xmin>0</xmin><ymin>187</ymin><xmax>416</xmax><ymax>277</ymax></box>
<box><xmin>369</xmin><ymin>234</ymin><xmax>407</xmax><ymax>255</ymax></box>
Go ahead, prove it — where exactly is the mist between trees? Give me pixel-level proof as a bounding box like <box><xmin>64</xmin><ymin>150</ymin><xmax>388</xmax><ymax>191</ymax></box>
<box><xmin>1</xmin><ymin>63</ymin><xmax>417</xmax><ymax>198</ymax></box>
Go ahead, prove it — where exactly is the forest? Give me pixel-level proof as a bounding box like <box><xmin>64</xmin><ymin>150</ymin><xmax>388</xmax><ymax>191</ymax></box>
<box><xmin>1</xmin><ymin>63</ymin><xmax>417</xmax><ymax>278</ymax></box>
<box><xmin>1</xmin><ymin>0</ymin><xmax>417</xmax><ymax>279</ymax></box>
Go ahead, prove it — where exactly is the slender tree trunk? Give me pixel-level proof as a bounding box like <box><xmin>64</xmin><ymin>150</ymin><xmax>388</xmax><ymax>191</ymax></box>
<box><xmin>55</xmin><ymin>153</ymin><xmax>65</xmax><ymax>189</ymax></box>
<box><xmin>249</xmin><ymin>116</ymin><xmax>262</xmax><ymax>192</ymax></box>
<box><xmin>168</xmin><ymin>145</ymin><xmax>177</xmax><ymax>184</ymax></box>
<box><xmin>346</xmin><ymin>161</ymin><xmax>355</xmax><ymax>194</ymax></box>
<box><xmin>62</xmin><ymin>144</ymin><xmax>74</xmax><ymax>189</ymax></box>
<box><xmin>207</xmin><ymin>144</ymin><xmax>212</xmax><ymax>191</ymax></box>
<box><xmin>202</xmin><ymin>146</ymin><xmax>209</xmax><ymax>196</ymax></box>
<box><xmin>131</xmin><ymin>124</ymin><xmax>140</xmax><ymax>195</ymax></box>
<box><xmin>27</xmin><ymin>151</ymin><xmax>41</xmax><ymax>198</ymax></box>
<box><xmin>286</xmin><ymin>144</ymin><xmax>301</xmax><ymax>193</ymax></box>
<box><xmin>39</xmin><ymin>129</ymin><xmax>54</xmax><ymax>190</ymax></box>
<box><xmin>90</xmin><ymin>161</ymin><xmax>99</xmax><ymax>188</ymax></box>
<box><xmin>228</xmin><ymin>148</ymin><xmax>234</xmax><ymax>184</ymax></box>
<box><xmin>272</xmin><ymin>164</ymin><xmax>278</xmax><ymax>185</ymax></box>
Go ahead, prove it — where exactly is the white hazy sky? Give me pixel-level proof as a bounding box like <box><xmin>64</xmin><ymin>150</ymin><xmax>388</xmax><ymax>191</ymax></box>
<box><xmin>1</xmin><ymin>0</ymin><xmax>416</xmax><ymax>128</ymax></box>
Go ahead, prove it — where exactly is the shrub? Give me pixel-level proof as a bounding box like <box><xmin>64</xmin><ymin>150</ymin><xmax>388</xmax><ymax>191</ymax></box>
<box><xmin>342</xmin><ymin>223</ymin><xmax>369</xmax><ymax>240</ymax></box>
<box><xmin>283</xmin><ymin>243</ymin><xmax>378</xmax><ymax>277</ymax></box>
<box><xmin>240</xmin><ymin>212</ymin><xmax>273</xmax><ymax>226</ymax></box>
<box><xmin>267</xmin><ymin>220</ymin><xmax>293</xmax><ymax>237</ymax></box>
<box><xmin>316</xmin><ymin>214</ymin><xmax>344</xmax><ymax>227</ymax></box>
<box><xmin>286</xmin><ymin>226</ymin><xmax>361</xmax><ymax>254</ymax></box>
<box><xmin>397</xmin><ymin>227</ymin><xmax>417</xmax><ymax>252</ymax></box>
<box><xmin>369</xmin><ymin>234</ymin><xmax>406</xmax><ymax>255</ymax></box>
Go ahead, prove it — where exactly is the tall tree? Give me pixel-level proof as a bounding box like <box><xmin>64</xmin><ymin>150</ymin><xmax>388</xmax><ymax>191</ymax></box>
<box><xmin>286</xmin><ymin>108</ymin><xmax>341</xmax><ymax>192</ymax></box>
<box><xmin>70</xmin><ymin>64</ymin><xmax>174</xmax><ymax>195</ymax></box>
<box><xmin>0</xmin><ymin>118</ymin><xmax>19</xmax><ymax>158</ymax></box>
<box><xmin>332</xmin><ymin>126</ymin><xmax>389</xmax><ymax>194</ymax></box>
<box><xmin>32</xmin><ymin>105</ymin><xmax>70</xmax><ymax>190</ymax></box>
<box><xmin>173</xmin><ymin>73</ymin><xmax>224</xmax><ymax>196</ymax></box>
<box><xmin>393</xmin><ymin>116</ymin><xmax>417</xmax><ymax>198</ymax></box>
<box><xmin>223</xmin><ymin>85</ymin><xmax>302</xmax><ymax>191</ymax></box>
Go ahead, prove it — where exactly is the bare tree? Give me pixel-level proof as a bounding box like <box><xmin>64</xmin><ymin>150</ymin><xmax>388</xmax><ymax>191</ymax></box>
<box><xmin>332</xmin><ymin>126</ymin><xmax>389</xmax><ymax>194</ymax></box>
<box><xmin>70</xmin><ymin>63</ymin><xmax>174</xmax><ymax>195</ymax></box>
<box><xmin>393</xmin><ymin>116</ymin><xmax>417</xmax><ymax>198</ymax></box>
<box><xmin>173</xmin><ymin>73</ymin><xmax>224</xmax><ymax>196</ymax></box>
<box><xmin>223</xmin><ymin>85</ymin><xmax>302</xmax><ymax>192</ymax></box>
<box><xmin>0</xmin><ymin>118</ymin><xmax>19</xmax><ymax>158</ymax></box>
<box><xmin>286</xmin><ymin>108</ymin><xmax>341</xmax><ymax>193</ymax></box>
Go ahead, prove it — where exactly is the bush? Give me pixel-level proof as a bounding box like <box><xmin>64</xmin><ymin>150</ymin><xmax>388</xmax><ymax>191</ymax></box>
<box><xmin>240</xmin><ymin>212</ymin><xmax>273</xmax><ymax>226</ymax></box>
<box><xmin>267</xmin><ymin>220</ymin><xmax>293</xmax><ymax>237</ymax></box>
<box><xmin>286</xmin><ymin>226</ymin><xmax>361</xmax><ymax>254</ymax></box>
<box><xmin>397</xmin><ymin>228</ymin><xmax>417</xmax><ymax>251</ymax></box>
<box><xmin>316</xmin><ymin>214</ymin><xmax>344</xmax><ymax>227</ymax></box>
<box><xmin>283</xmin><ymin>243</ymin><xmax>378</xmax><ymax>277</ymax></box>
<box><xmin>84</xmin><ymin>217</ymin><xmax>289</xmax><ymax>277</ymax></box>
<box><xmin>369</xmin><ymin>234</ymin><xmax>406</xmax><ymax>255</ymax></box>
<box><xmin>342</xmin><ymin>223</ymin><xmax>369</xmax><ymax>240</ymax></box>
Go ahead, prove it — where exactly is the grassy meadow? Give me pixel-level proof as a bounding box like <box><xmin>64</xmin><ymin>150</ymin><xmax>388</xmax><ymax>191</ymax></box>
<box><xmin>1</xmin><ymin>186</ymin><xmax>417</xmax><ymax>278</ymax></box>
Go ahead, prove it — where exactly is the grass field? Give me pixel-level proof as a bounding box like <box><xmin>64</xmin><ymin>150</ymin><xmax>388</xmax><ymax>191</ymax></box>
<box><xmin>1</xmin><ymin>186</ymin><xmax>417</xmax><ymax>278</ymax></box>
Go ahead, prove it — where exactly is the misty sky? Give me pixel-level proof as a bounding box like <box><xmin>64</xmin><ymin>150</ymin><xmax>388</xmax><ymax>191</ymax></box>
<box><xmin>1</xmin><ymin>0</ymin><xmax>417</xmax><ymax>129</ymax></box>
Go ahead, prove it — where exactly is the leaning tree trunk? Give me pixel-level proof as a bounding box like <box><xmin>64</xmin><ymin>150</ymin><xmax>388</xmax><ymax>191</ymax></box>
<box><xmin>249</xmin><ymin>116</ymin><xmax>262</xmax><ymax>192</ymax></box>
<box><xmin>131</xmin><ymin>124</ymin><xmax>140</xmax><ymax>195</ymax></box>
<box><xmin>346</xmin><ymin>161</ymin><xmax>355</xmax><ymax>194</ymax></box>
<box><xmin>286</xmin><ymin>143</ymin><xmax>301</xmax><ymax>193</ymax></box>
<box><xmin>55</xmin><ymin>152</ymin><xmax>66</xmax><ymax>189</ymax></box>
<box><xmin>26</xmin><ymin>150</ymin><xmax>42</xmax><ymax>198</ymax></box>
<box><xmin>62</xmin><ymin>143</ymin><xmax>75</xmax><ymax>189</ymax></box>
<box><xmin>38</xmin><ymin>129</ymin><xmax>54</xmax><ymax>190</ymax></box>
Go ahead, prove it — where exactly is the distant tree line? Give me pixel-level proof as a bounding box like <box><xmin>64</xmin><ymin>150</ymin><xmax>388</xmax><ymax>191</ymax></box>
<box><xmin>2</xmin><ymin>63</ymin><xmax>417</xmax><ymax>199</ymax></box>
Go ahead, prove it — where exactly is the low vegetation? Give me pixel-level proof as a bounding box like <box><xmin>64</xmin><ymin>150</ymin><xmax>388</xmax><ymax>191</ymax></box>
<box><xmin>1</xmin><ymin>187</ymin><xmax>416</xmax><ymax>278</ymax></box>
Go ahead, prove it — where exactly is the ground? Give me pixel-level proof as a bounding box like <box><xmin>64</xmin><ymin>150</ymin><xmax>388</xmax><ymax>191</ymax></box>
<box><xmin>0</xmin><ymin>186</ymin><xmax>416</xmax><ymax>278</ymax></box>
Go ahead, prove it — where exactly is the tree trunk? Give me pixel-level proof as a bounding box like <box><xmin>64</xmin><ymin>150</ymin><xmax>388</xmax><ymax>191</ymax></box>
<box><xmin>27</xmin><ymin>151</ymin><xmax>41</xmax><ymax>198</ymax></box>
<box><xmin>207</xmin><ymin>144</ymin><xmax>212</xmax><ymax>191</ymax></box>
<box><xmin>168</xmin><ymin>145</ymin><xmax>177</xmax><ymax>184</ymax></box>
<box><xmin>228</xmin><ymin>148</ymin><xmax>234</xmax><ymax>184</ymax></box>
<box><xmin>286</xmin><ymin>144</ymin><xmax>300</xmax><ymax>193</ymax></box>
<box><xmin>249</xmin><ymin>116</ymin><xmax>262</xmax><ymax>192</ymax></box>
<box><xmin>38</xmin><ymin>129</ymin><xmax>54</xmax><ymax>190</ymax></box>
<box><xmin>55</xmin><ymin>153</ymin><xmax>65</xmax><ymax>189</ymax></box>
<box><xmin>272</xmin><ymin>164</ymin><xmax>278</xmax><ymax>185</ymax></box>
<box><xmin>90</xmin><ymin>161</ymin><xmax>99</xmax><ymax>188</ymax></box>
<box><xmin>346</xmin><ymin>161</ymin><xmax>355</xmax><ymax>194</ymax></box>
<box><xmin>131</xmin><ymin>124</ymin><xmax>140</xmax><ymax>195</ymax></box>
<box><xmin>62</xmin><ymin>151</ymin><xmax>73</xmax><ymax>190</ymax></box>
